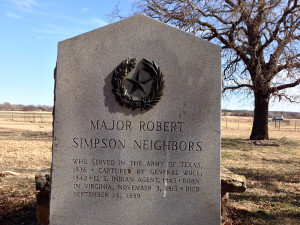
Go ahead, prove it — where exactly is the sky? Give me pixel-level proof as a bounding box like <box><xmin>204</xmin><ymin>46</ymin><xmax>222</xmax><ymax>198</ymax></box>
<box><xmin>0</xmin><ymin>0</ymin><xmax>299</xmax><ymax>112</ymax></box>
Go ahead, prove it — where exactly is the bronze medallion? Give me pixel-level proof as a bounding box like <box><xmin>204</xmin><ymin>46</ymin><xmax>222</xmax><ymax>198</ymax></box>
<box><xmin>112</xmin><ymin>58</ymin><xmax>164</xmax><ymax>111</ymax></box>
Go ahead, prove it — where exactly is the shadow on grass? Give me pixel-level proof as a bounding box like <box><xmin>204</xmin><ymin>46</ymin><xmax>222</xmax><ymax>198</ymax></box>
<box><xmin>228</xmin><ymin>205</ymin><xmax>275</xmax><ymax>221</ymax></box>
<box><xmin>222</xmin><ymin>138</ymin><xmax>244</xmax><ymax>150</ymax></box>
<box><xmin>228</xmin><ymin>204</ymin><xmax>300</xmax><ymax>225</ymax></box>
<box><xmin>0</xmin><ymin>201</ymin><xmax>37</xmax><ymax>225</ymax></box>
<box><xmin>226</xmin><ymin>167</ymin><xmax>300</xmax><ymax>224</ymax></box>
<box><xmin>227</xmin><ymin>167</ymin><xmax>299</xmax><ymax>184</ymax></box>
<box><xmin>260</xmin><ymin>157</ymin><xmax>300</xmax><ymax>165</ymax></box>
<box><xmin>230</xmin><ymin>193</ymin><xmax>300</xmax><ymax>209</ymax></box>
<box><xmin>221</xmin><ymin>138</ymin><xmax>255</xmax><ymax>151</ymax></box>
<box><xmin>276</xmin><ymin>138</ymin><xmax>300</xmax><ymax>147</ymax></box>
<box><xmin>0</xmin><ymin>127</ymin><xmax>52</xmax><ymax>141</ymax></box>
<box><xmin>221</xmin><ymin>137</ymin><xmax>300</xmax><ymax>151</ymax></box>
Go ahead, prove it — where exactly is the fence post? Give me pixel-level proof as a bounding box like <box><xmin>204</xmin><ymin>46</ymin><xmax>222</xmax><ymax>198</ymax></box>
<box><xmin>295</xmin><ymin>121</ymin><xmax>297</xmax><ymax>132</ymax></box>
<box><xmin>226</xmin><ymin>118</ymin><xmax>228</xmax><ymax>128</ymax></box>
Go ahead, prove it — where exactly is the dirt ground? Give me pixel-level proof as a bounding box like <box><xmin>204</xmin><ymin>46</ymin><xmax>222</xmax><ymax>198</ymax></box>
<box><xmin>0</xmin><ymin>116</ymin><xmax>299</xmax><ymax>224</ymax></box>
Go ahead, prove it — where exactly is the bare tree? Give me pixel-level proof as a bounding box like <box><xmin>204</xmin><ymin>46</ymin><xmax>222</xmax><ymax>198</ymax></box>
<box><xmin>114</xmin><ymin>0</ymin><xmax>300</xmax><ymax>140</ymax></box>
<box><xmin>0</xmin><ymin>102</ymin><xmax>12</xmax><ymax>111</ymax></box>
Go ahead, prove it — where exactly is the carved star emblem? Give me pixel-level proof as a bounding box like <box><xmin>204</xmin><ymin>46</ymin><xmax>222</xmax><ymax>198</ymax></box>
<box><xmin>127</xmin><ymin>70</ymin><xmax>152</xmax><ymax>94</ymax></box>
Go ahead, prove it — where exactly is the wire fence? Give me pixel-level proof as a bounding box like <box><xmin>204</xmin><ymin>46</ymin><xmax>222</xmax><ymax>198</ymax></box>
<box><xmin>271</xmin><ymin>119</ymin><xmax>300</xmax><ymax>131</ymax></box>
<box><xmin>0</xmin><ymin>111</ymin><xmax>53</xmax><ymax>123</ymax></box>
<box><xmin>221</xmin><ymin>117</ymin><xmax>300</xmax><ymax>132</ymax></box>
<box><xmin>0</xmin><ymin>112</ymin><xmax>299</xmax><ymax>131</ymax></box>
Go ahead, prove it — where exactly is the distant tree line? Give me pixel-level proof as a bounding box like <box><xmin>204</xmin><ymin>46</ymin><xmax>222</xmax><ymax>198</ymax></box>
<box><xmin>0</xmin><ymin>102</ymin><xmax>53</xmax><ymax>112</ymax></box>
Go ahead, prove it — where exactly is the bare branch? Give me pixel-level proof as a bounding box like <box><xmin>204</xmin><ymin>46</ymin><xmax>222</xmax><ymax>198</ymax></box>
<box><xmin>273</xmin><ymin>61</ymin><xmax>300</xmax><ymax>75</ymax></box>
<box><xmin>260</xmin><ymin>0</ymin><xmax>299</xmax><ymax>50</ymax></box>
<box><xmin>223</xmin><ymin>84</ymin><xmax>253</xmax><ymax>92</ymax></box>
<box><xmin>126</xmin><ymin>0</ymin><xmax>300</xmax><ymax>139</ymax></box>
<box><xmin>270</xmin><ymin>78</ymin><xmax>300</xmax><ymax>93</ymax></box>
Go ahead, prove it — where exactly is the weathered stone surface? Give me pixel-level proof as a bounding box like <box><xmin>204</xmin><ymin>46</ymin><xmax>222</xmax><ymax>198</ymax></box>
<box><xmin>254</xmin><ymin>140</ymin><xmax>280</xmax><ymax>146</ymax></box>
<box><xmin>221</xmin><ymin>193</ymin><xmax>230</xmax><ymax>224</ymax></box>
<box><xmin>221</xmin><ymin>166</ymin><xmax>246</xmax><ymax>225</ymax></box>
<box><xmin>221</xmin><ymin>166</ymin><xmax>246</xmax><ymax>195</ymax></box>
<box><xmin>38</xmin><ymin>166</ymin><xmax>246</xmax><ymax>225</ymax></box>
<box><xmin>50</xmin><ymin>14</ymin><xmax>221</xmax><ymax>225</ymax></box>
<box><xmin>35</xmin><ymin>169</ymin><xmax>51</xmax><ymax>225</ymax></box>
<box><xmin>37</xmin><ymin>205</ymin><xmax>50</xmax><ymax>225</ymax></box>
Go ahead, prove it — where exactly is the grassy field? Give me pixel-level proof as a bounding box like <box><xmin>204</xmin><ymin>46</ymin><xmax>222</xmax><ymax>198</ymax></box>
<box><xmin>222</xmin><ymin>117</ymin><xmax>300</xmax><ymax>225</ymax></box>
<box><xmin>0</xmin><ymin>116</ymin><xmax>299</xmax><ymax>224</ymax></box>
<box><xmin>0</xmin><ymin>120</ymin><xmax>52</xmax><ymax>225</ymax></box>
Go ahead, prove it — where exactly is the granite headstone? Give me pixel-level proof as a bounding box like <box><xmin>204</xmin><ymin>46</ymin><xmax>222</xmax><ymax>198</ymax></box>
<box><xmin>50</xmin><ymin>14</ymin><xmax>221</xmax><ymax>225</ymax></box>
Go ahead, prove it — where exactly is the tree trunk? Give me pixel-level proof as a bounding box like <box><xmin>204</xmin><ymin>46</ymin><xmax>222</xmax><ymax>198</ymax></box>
<box><xmin>250</xmin><ymin>92</ymin><xmax>270</xmax><ymax>140</ymax></box>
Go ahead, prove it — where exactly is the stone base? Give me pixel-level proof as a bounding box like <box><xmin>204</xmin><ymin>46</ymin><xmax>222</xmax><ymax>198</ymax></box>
<box><xmin>36</xmin><ymin>205</ymin><xmax>49</xmax><ymax>225</ymax></box>
<box><xmin>35</xmin><ymin>168</ymin><xmax>51</xmax><ymax>225</ymax></box>
<box><xmin>221</xmin><ymin>166</ymin><xmax>246</xmax><ymax>224</ymax></box>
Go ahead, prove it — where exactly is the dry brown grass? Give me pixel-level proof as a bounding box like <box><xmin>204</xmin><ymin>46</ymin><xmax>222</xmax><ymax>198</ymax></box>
<box><xmin>0</xmin><ymin>120</ymin><xmax>52</xmax><ymax>225</ymax></box>
<box><xmin>222</xmin><ymin>116</ymin><xmax>300</xmax><ymax>225</ymax></box>
<box><xmin>222</xmin><ymin>116</ymin><xmax>300</xmax><ymax>140</ymax></box>
<box><xmin>0</xmin><ymin>116</ymin><xmax>299</xmax><ymax>224</ymax></box>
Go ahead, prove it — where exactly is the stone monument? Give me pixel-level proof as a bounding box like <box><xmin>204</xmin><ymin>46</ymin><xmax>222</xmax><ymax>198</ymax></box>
<box><xmin>50</xmin><ymin>14</ymin><xmax>221</xmax><ymax>225</ymax></box>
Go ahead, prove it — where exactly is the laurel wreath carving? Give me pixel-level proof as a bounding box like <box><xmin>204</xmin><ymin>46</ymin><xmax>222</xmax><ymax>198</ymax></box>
<box><xmin>112</xmin><ymin>58</ymin><xmax>164</xmax><ymax>111</ymax></box>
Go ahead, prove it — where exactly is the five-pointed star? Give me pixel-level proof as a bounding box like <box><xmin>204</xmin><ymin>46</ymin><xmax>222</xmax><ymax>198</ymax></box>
<box><xmin>127</xmin><ymin>70</ymin><xmax>152</xmax><ymax>94</ymax></box>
